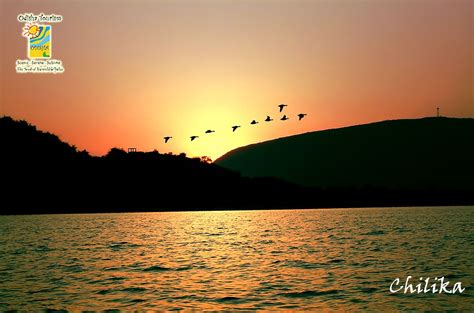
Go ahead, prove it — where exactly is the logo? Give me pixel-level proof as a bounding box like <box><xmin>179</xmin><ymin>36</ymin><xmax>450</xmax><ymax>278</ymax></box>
<box><xmin>16</xmin><ymin>13</ymin><xmax>64</xmax><ymax>74</ymax></box>
<box><xmin>23</xmin><ymin>23</ymin><xmax>52</xmax><ymax>59</ymax></box>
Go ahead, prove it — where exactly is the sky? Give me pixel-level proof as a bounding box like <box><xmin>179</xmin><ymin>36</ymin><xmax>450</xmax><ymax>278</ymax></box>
<box><xmin>1</xmin><ymin>0</ymin><xmax>472</xmax><ymax>160</ymax></box>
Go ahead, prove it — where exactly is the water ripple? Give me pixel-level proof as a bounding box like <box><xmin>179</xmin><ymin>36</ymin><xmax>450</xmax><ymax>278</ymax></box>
<box><xmin>0</xmin><ymin>207</ymin><xmax>473</xmax><ymax>311</ymax></box>
<box><xmin>278</xmin><ymin>289</ymin><xmax>340</xmax><ymax>298</ymax></box>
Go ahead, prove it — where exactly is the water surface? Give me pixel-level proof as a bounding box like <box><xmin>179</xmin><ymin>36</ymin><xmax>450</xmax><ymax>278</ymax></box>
<box><xmin>0</xmin><ymin>207</ymin><xmax>473</xmax><ymax>310</ymax></box>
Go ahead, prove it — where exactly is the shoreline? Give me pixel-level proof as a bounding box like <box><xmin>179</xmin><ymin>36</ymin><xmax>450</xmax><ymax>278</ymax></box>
<box><xmin>2</xmin><ymin>204</ymin><xmax>474</xmax><ymax>216</ymax></box>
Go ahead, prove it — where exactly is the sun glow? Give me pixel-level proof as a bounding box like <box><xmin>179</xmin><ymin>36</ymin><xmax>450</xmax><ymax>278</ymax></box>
<box><xmin>4</xmin><ymin>1</ymin><xmax>471</xmax><ymax>160</ymax></box>
<box><xmin>158</xmin><ymin>99</ymin><xmax>258</xmax><ymax>160</ymax></box>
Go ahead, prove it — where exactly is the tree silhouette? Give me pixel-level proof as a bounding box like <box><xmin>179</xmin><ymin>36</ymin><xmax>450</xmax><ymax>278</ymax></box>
<box><xmin>200</xmin><ymin>156</ymin><xmax>213</xmax><ymax>164</ymax></box>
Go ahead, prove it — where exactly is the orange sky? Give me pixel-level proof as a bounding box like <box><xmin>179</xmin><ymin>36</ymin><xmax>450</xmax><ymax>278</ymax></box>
<box><xmin>1</xmin><ymin>0</ymin><xmax>472</xmax><ymax>160</ymax></box>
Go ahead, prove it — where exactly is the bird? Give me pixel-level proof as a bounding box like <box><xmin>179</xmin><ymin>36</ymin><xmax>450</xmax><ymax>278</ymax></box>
<box><xmin>265</xmin><ymin>116</ymin><xmax>273</xmax><ymax>122</ymax></box>
<box><xmin>278</xmin><ymin>104</ymin><xmax>287</xmax><ymax>112</ymax></box>
<box><xmin>297</xmin><ymin>113</ymin><xmax>307</xmax><ymax>121</ymax></box>
<box><xmin>231</xmin><ymin>125</ymin><xmax>241</xmax><ymax>132</ymax></box>
<box><xmin>190</xmin><ymin>136</ymin><xmax>199</xmax><ymax>141</ymax></box>
<box><xmin>250</xmin><ymin>120</ymin><xmax>259</xmax><ymax>125</ymax></box>
<box><xmin>163</xmin><ymin>136</ymin><xmax>172</xmax><ymax>143</ymax></box>
<box><xmin>205</xmin><ymin>130</ymin><xmax>215</xmax><ymax>134</ymax></box>
<box><xmin>281</xmin><ymin>115</ymin><xmax>289</xmax><ymax>121</ymax></box>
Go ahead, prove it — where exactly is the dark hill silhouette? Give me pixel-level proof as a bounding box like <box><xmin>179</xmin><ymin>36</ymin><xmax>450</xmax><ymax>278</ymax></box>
<box><xmin>0</xmin><ymin>116</ymin><xmax>89</xmax><ymax>160</ymax></box>
<box><xmin>1</xmin><ymin>116</ymin><xmax>308</xmax><ymax>214</ymax></box>
<box><xmin>216</xmin><ymin>117</ymin><xmax>474</xmax><ymax>191</ymax></box>
<box><xmin>1</xmin><ymin>116</ymin><xmax>473</xmax><ymax>214</ymax></box>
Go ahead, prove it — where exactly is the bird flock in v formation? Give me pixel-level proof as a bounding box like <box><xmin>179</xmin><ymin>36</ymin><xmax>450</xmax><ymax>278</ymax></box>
<box><xmin>163</xmin><ymin>104</ymin><xmax>307</xmax><ymax>143</ymax></box>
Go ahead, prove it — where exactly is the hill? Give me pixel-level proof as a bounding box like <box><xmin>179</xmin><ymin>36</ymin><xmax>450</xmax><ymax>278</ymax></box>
<box><xmin>0</xmin><ymin>116</ymin><xmax>306</xmax><ymax>214</ymax></box>
<box><xmin>216</xmin><ymin>117</ymin><xmax>474</xmax><ymax>190</ymax></box>
<box><xmin>2</xmin><ymin>116</ymin><xmax>473</xmax><ymax>214</ymax></box>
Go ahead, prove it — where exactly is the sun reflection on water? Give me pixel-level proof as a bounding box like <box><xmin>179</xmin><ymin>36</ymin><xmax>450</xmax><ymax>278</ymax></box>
<box><xmin>0</xmin><ymin>207</ymin><xmax>473</xmax><ymax>310</ymax></box>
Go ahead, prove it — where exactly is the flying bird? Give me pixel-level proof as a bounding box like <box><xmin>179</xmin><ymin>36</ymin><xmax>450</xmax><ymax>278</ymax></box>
<box><xmin>265</xmin><ymin>116</ymin><xmax>273</xmax><ymax>122</ymax></box>
<box><xmin>278</xmin><ymin>104</ymin><xmax>287</xmax><ymax>112</ymax></box>
<box><xmin>190</xmin><ymin>136</ymin><xmax>199</xmax><ymax>141</ymax></box>
<box><xmin>205</xmin><ymin>130</ymin><xmax>215</xmax><ymax>134</ymax></box>
<box><xmin>163</xmin><ymin>136</ymin><xmax>172</xmax><ymax>143</ymax></box>
<box><xmin>281</xmin><ymin>115</ymin><xmax>289</xmax><ymax>121</ymax></box>
<box><xmin>297</xmin><ymin>113</ymin><xmax>307</xmax><ymax>121</ymax></box>
<box><xmin>250</xmin><ymin>120</ymin><xmax>259</xmax><ymax>125</ymax></box>
<box><xmin>231</xmin><ymin>125</ymin><xmax>241</xmax><ymax>132</ymax></box>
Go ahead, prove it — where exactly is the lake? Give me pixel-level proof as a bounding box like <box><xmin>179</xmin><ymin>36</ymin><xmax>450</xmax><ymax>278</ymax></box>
<box><xmin>0</xmin><ymin>207</ymin><xmax>473</xmax><ymax>311</ymax></box>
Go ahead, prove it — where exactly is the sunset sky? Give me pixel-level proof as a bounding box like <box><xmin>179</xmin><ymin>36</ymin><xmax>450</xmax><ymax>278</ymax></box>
<box><xmin>1</xmin><ymin>0</ymin><xmax>472</xmax><ymax>160</ymax></box>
